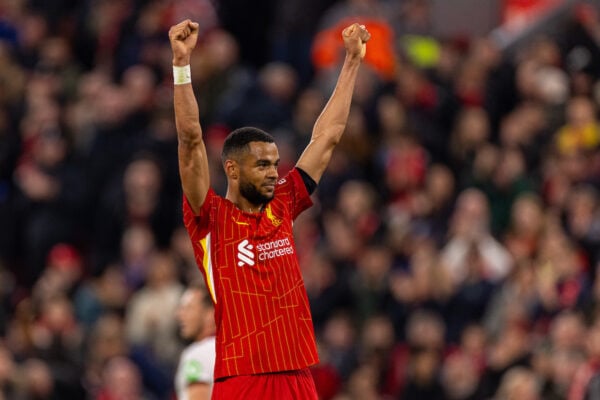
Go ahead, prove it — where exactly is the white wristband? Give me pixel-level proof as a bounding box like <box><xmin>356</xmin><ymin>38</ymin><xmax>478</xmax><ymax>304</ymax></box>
<box><xmin>173</xmin><ymin>65</ymin><xmax>191</xmax><ymax>85</ymax></box>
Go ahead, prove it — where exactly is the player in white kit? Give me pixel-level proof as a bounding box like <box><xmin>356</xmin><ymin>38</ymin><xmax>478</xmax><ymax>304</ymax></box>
<box><xmin>175</xmin><ymin>285</ymin><xmax>216</xmax><ymax>400</ymax></box>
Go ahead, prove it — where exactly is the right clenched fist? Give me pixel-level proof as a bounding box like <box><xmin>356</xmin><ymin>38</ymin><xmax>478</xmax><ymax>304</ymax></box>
<box><xmin>169</xmin><ymin>19</ymin><xmax>200</xmax><ymax>66</ymax></box>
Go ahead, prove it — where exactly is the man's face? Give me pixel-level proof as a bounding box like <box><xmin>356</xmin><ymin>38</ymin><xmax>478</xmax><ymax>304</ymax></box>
<box><xmin>237</xmin><ymin>142</ymin><xmax>280</xmax><ymax>206</ymax></box>
<box><xmin>177</xmin><ymin>290</ymin><xmax>204</xmax><ymax>340</ymax></box>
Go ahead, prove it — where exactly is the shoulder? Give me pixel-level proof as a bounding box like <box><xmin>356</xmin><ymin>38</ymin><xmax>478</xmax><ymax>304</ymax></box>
<box><xmin>183</xmin><ymin>188</ymin><xmax>230</xmax><ymax>219</ymax></box>
<box><xmin>275</xmin><ymin>168</ymin><xmax>305</xmax><ymax>195</ymax></box>
<box><xmin>186</xmin><ymin>337</ymin><xmax>216</xmax><ymax>358</ymax></box>
<box><xmin>277</xmin><ymin>168</ymin><xmax>302</xmax><ymax>185</ymax></box>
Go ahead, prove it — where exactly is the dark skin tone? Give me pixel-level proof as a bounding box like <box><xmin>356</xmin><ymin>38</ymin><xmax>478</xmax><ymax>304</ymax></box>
<box><xmin>225</xmin><ymin>142</ymin><xmax>280</xmax><ymax>212</ymax></box>
<box><xmin>169</xmin><ymin>19</ymin><xmax>370</xmax><ymax>214</ymax></box>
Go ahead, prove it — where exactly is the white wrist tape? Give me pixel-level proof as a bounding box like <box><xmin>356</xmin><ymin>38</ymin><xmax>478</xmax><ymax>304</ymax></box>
<box><xmin>173</xmin><ymin>65</ymin><xmax>191</xmax><ymax>85</ymax></box>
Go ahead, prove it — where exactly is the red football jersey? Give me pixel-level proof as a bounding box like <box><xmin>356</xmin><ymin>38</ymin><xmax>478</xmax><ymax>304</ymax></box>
<box><xmin>183</xmin><ymin>168</ymin><xmax>320</xmax><ymax>379</ymax></box>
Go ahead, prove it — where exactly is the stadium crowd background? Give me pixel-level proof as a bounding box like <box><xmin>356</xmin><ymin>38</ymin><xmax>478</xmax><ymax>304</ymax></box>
<box><xmin>2</xmin><ymin>0</ymin><xmax>600</xmax><ymax>399</ymax></box>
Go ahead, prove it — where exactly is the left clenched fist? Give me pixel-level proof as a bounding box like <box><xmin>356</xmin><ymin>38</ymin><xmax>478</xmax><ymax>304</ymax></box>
<box><xmin>342</xmin><ymin>23</ymin><xmax>371</xmax><ymax>59</ymax></box>
<box><xmin>169</xmin><ymin>19</ymin><xmax>200</xmax><ymax>65</ymax></box>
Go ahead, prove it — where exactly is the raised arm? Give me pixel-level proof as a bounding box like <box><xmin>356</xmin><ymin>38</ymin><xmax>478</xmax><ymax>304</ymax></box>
<box><xmin>169</xmin><ymin>20</ymin><xmax>210</xmax><ymax>214</ymax></box>
<box><xmin>296</xmin><ymin>23</ymin><xmax>370</xmax><ymax>183</ymax></box>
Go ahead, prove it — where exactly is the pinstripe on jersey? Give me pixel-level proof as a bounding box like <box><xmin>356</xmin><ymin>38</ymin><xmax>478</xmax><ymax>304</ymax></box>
<box><xmin>183</xmin><ymin>168</ymin><xmax>319</xmax><ymax>379</ymax></box>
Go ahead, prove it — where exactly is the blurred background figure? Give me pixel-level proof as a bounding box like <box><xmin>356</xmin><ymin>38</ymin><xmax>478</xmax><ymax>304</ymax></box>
<box><xmin>175</xmin><ymin>285</ymin><xmax>216</xmax><ymax>400</ymax></box>
<box><xmin>2</xmin><ymin>1</ymin><xmax>600</xmax><ymax>399</ymax></box>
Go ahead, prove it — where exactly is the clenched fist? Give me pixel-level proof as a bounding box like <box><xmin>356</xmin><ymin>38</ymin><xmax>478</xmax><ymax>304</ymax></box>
<box><xmin>169</xmin><ymin>19</ymin><xmax>200</xmax><ymax>66</ymax></box>
<box><xmin>342</xmin><ymin>23</ymin><xmax>371</xmax><ymax>60</ymax></box>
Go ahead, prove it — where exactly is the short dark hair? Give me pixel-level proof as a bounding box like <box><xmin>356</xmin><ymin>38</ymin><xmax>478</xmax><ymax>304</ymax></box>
<box><xmin>221</xmin><ymin>127</ymin><xmax>275</xmax><ymax>164</ymax></box>
<box><xmin>187</xmin><ymin>282</ymin><xmax>214</xmax><ymax>308</ymax></box>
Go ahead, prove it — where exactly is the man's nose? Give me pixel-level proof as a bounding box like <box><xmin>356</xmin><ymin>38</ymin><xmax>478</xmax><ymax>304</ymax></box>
<box><xmin>267</xmin><ymin>165</ymin><xmax>278</xmax><ymax>178</ymax></box>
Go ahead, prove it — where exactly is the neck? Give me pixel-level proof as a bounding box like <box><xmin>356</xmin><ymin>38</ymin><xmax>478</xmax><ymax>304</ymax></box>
<box><xmin>233</xmin><ymin>200</ymin><xmax>263</xmax><ymax>213</ymax></box>
<box><xmin>241</xmin><ymin>204</ymin><xmax>263</xmax><ymax>213</ymax></box>
<box><xmin>226</xmin><ymin>190</ymin><xmax>263</xmax><ymax>213</ymax></box>
<box><xmin>196</xmin><ymin>329</ymin><xmax>215</xmax><ymax>342</ymax></box>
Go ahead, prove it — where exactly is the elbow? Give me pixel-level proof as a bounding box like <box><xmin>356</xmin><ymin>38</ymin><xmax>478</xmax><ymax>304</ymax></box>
<box><xmin>313</xmin><ymin>123</ymin><xmax>346</xmax><ymax>146</ymax></box>
<box><xmin>178</xmin><ymin>134</ymin><xmax>203</xmax><ymax>150</ymax></box>
<box><xmin>327</xmin><ymin>135</ymin><xmax>341</xmax><ymax>148</ymax></box>
<box><xmin>327</xmin><ymin>128</ymin><xmax>346</xmax><ymax>148</ymax></box>
<box><xmin>177</xmin><ymin>122</ymin><xmax>202</xmax><ymax>143</ymax></box>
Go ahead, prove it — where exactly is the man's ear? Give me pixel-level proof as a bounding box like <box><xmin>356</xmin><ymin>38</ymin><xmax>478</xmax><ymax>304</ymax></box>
<box><xmin>225</xmin><ymin>159</ymin><xmax>238</xmax><ymax>180</ymax></box>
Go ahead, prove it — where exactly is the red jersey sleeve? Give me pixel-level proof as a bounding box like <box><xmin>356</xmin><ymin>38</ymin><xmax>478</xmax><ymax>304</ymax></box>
<box><xmin>282</xmin><ymin>168</ymin><xmax>313</xmax><ymax>220</ymax></box>
<box><xmin>182</xmin><ymin>189</ymin><xmax>215</xmax><ymax>242</ymax></box>
<box><xmin>182</xmin><ymin>190</ymin><xmax>219</xmax><ymax>303</ymax></box>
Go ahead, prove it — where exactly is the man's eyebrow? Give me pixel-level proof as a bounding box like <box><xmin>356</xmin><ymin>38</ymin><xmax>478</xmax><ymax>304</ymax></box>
<box><xmin>255</xmin><ymin>158</ymin><xmax>280</xmax><ymax>165</ymax></box>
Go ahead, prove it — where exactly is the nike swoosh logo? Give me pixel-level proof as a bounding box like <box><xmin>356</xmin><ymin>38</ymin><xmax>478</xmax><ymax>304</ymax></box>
<box><xmin>233</xmin><ymin>219</ymin><xmax>250</xmax><ymax>226</ymax></box>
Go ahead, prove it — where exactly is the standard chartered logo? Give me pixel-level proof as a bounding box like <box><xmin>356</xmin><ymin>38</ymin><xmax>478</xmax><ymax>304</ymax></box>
<box><xmin>237</xmin><ymin>239</ymin><xmax>255</xmax><ymax>267</ymax></box>
<box><xmin>236</xmin><ymin>238</ymin><xmax>294</xmax><ymax>267</ymax></box>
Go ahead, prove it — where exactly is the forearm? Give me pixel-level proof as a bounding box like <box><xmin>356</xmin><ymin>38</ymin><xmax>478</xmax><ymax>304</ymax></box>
<box><xmin>172</xmin><ymin>35</ymin><xmax>203</xmax><ymax>142</ymax></box>
<box><xmin>296</xmin><ymin>22</ymin><xmax>368</xmax><ymax>182</ymax></box>
<box><xmin>174</xmin><ymin>79</ymin><xmax>210</xmax><ymax>210</ymax></box>
<box><xmin>312</xmin><ymin>54</ymin><xmax>361</xmax><ymax>143</ymax></box>
<box><xmin>170</xmin><ymin>20</ymin><xmax>210</xmax><ymax>211</ymax></box>
<box><xmin>174</xmin><ymin>82</ymin><xmax>203</xmax><ymax>145</ymax></box>
<box><xmin>296</xmin><ymin>54</ymin><xmax>362</xmax><ymax>182</ymax></box>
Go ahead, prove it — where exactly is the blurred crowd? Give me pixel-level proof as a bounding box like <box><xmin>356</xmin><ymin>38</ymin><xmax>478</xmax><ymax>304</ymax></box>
<box><xmin>2</xmin><ymin>0</ymin><xmax>600</xmax><ymax>399</ymax></box>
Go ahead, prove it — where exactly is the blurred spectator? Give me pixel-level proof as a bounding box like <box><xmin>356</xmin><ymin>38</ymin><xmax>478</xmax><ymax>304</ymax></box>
<box><xmin>91</xmin><ymin>153</ymin><xmax>175</xmax><ymax>275</ymax></box>
<box><xmin>383</xmin><ymin>309</ymin><xmax>447</xmax><ymax>397</ymax></box>
<box><xmin>217</xmin><ymin>61</ymin><xmax>298</xmax><ymax>131</ymax></box>
<box><xmin>359</xmin><ymin>314</ymin><xmax>395</xmax><ymax>377</ymax></box>
<box><xmin>441</xmin><ymin>351</ymin><xmax>480</xmax><ymax>400</ymax></box>
<box><xmin>399</xmin><ymin>346</ymin><xmax>446</xmax><ymax>400</ymax></box>
<box><xmin>279</xmin><ymin>87</ymin><xmax>327</xmax><ymax>156</ymax></box>
<box><xmin>13</xmin><ymin>118</ymin><xmax>87</xmax><ymax>285</ymax></box>
<box><xmin>555</xmin><ymin>96</ymin><xmax>600</xmax><ymax>156</ymax></box>
<box><xmin>387</xmin><ymin>238</ymin><xmax>452</xmax><ymax>338</ymax></box>
<box><xmin>351</xmin><ymin>244</ymin><xmax>393</xmax><ymax>324</ymax></box>
<box><xmin>270</xmin><ymin>0</ymin><xmax>336</xmax><ymax>84</ymax></box>
<box><xmin>32</xmin><ymin>243</ymin><xmax>83</xmax><ymax>304</ymax></box>
<box><xmin>320</xmin><ymin>311</ymin><xmax>359</xmax><ymax>381</ymax></box>
<box><xmin>191</xmin><ymin>29</ymin><xmax>251</xmax><ymax>128</ymax></box>
<box><xmin>503</xmin><ymin>193</ymin><xmax>545</xmax><ymax>263</ymax></box>
<box><xmin>378</xmin><ymin>133</ymin><xmax>427</xmax><ymax>209</ymax></box>
<box><xmin>342</xmin><ymin>363</ymin><xmax>382</xmax><ymax>400</ymax></box>
<box><xmin>473</xmin><ymin>146</ymin><xmax>536</xmax><ymax>235</ymax></box>
<box><xmin>410</xmin><ymin>163</ymin><xmax>456</xmax><ymax>246</ymax></box>
<box><xmin>478</xmin><ymin>324</ymin><xmax>533</xmax><ymax>399</ymax></box>
<box><xmin>444</xmin><ymin>242</ymin><xmax>496</xmax><ymax>342</ymax></box>
<box><xmin>493</xmin><ymin>366</ymin><xmax>541</xmax><ymax>400</ymax></box>
<box><xmin>393</xmin><ymin>63</ymin><xmax>455</xmax><ymax>163</ymax></box>
<box><xmin>18</xmin><ymin>358</ymin><xmax>56</xmax><ymax>399</ymax></box>
<box><xmin>73</xmin><ymin>265</ymin><xmax>129</xmax><ymax>329</ymax></box>
<box><xmin>440</xmin><ymin>188</ymin><xmax>513</xmax><ymax>285</ymax></box>
<box><xmin>484</xmin><ymin>260</ymin><xmax>538</xmax><ymax>339</ymax></box>
<box><xmin>96</xmin><ymin>356</ymin><xmax>155</xmax><ymax>400</ymax></box>
<box><xmin>303</xmin><ymin>250</ymin><xmax>354</xmax><ymax>331</ymax></box>
<box><xmin>542</xmin><ymin>347</ymin><xmax>585</xmax><ymax>400</ymax></box>
<box><xmin>31</xmin><ymin>295</ymin><xmax>85</xmax><ymax>398</ymax></box>
<box><xmin>0</xmin><ymin>265</ymin><xmax>12</xmax><ymax>336</ymax></box>
<box><xmin>563</xmin><ymin>184</ymin><xmax>600</xmax><ymax>275</ymax></box>
<box><xmin>125</xmin><ymin>251</ymin><xmax>183</xmax><ymax>368</ymax></box>
<box><xmin>118</xmin><ymin>225</ymin><xmax>156</xmax><ymax>290</ymax></box>
<box><xmin>4</xmin><ymin>2</ymin><xmax>600</xmax><ymax>400</ymax></box>
<box><xmin>0</xmin><ymin>344</ymin><xmax>16</xmax><ymax>398</ymax></box>
<box><xmin>174</xmin><ymin>285</ymin><xmax>216</xmax><ymax>400</ymax></box>
<box><xmin>168</xmin><ymin>225</ymin><xmax>198</xmax><ymax>280</ymax></box>
<box><xmin>533</xmin><ymin>222</ymin><xmax>591</xmax><ymax>319</ymax></box>
<box><xmin>449</xmin><ymin>107</ymin><xmax>490</xmax><ymax>181</ymax></box>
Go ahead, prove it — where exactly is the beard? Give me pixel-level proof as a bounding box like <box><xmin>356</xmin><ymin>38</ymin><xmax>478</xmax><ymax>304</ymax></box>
<box><xmin>239</xmin><ymin>180</ymin><xmax>273</xmax><ymax>206</ymax></box>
